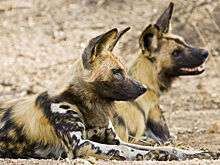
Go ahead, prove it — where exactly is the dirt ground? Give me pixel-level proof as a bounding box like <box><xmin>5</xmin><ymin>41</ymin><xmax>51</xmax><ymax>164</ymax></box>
<box><xmin>0</xmin><ymin>0</ymin><xmax>220</xmax><ymax>164</ymax></box>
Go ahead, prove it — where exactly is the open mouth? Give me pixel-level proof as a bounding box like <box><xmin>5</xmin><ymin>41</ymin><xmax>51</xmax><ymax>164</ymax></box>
<box><xmin>179</xmin><ymin>64</ymin><xmax>205</xmax><ymax>75</ymax></box>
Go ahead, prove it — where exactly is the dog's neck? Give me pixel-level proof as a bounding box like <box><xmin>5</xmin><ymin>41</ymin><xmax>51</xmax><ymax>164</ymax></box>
<box><xmin>157</xmin><ymin>67</ymin><xmax>175</xmax><ymax>92</ymax></box>
<box><xmin>129</xmin><ymin>53</ymin><xmax>160</xmax><ymax>95</ymax></box>
<box><xmin>60</xmin><ymin>77</ymin><xmax>114</xmax><ymax>128</ymax></box>
<box><xmin>129</xmin><ymin>53</ymin><xmax>175</xmax><ymax>94</ymax></box>
<box><xmin>49</xmin><ymin>61</ymin><xmax>114</xmax><ymax>128</ymax></box>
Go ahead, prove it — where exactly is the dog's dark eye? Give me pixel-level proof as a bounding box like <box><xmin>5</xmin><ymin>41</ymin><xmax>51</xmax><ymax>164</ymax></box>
<box><xmin>171</xmin><ymin>49</ymin><xmax>180</xmax><ymax>57</ymax></box>
<box><xmin>112</xmin><ymin>68</ymin><xmax>121</xmax><ymax>74</ymax></box>
<box><xmin>112</xmin><ymin>68</ymin><xmax>124</xmax><ymax>81</ymax></box>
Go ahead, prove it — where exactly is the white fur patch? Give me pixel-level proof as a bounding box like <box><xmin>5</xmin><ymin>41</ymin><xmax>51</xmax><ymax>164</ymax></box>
<box><xmin>108</xmin><ymin>120</ymin><xmax>121</xmax><ymax>141</ymax></box>
<box><xmin>151</xmin><ymin>35</ymin><xmax>158</xmax><ymax>50</ymax></box>
<box><xmin>0</xmin><ymin>120</ymin><xmax>6</xmax><ymax>130</ymax></box>
<box><xmin>51</xmin><ymin>103</ymin><xmax>68</xmax><ymax>114</ymax></box>
<box><xmin>70</xmin><ymin>131</ymin><xmax>82</xmax><ymax>140</ymax></box>
<box><xmin>72</xmin><ymin>114</ymin><xmax>80</xmax><ymax>118</ymax></box>
<box><xmin>76</xmin><ymin>121</ymin><xmax>85</xmax><ymax>129</ymax></box>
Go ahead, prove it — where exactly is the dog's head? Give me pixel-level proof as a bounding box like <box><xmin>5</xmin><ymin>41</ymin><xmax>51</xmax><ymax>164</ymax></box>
<box><xmin>139</xmin><ymin>2</ymin><xmax>208</xmax><ymax>79</ymax></box>
<box><xmin>82</xmin><ymin>28</ymin><xmax>147</xmax><ymax>101</ymax></box>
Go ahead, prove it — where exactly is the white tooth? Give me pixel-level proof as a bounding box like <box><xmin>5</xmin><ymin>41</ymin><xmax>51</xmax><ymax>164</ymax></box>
<box><xmin>197</xmin><ymin>64</ymin><xmax>205</xmax><ymax>72</ymax></box>
<box><xmin>198</xmin><ymin>65</ymin><xmax>203</xmax><ymax>72</ymax></box>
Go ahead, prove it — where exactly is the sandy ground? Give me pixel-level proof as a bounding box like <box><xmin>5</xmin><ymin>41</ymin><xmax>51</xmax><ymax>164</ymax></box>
<box><xmin>0</xmin><ymin>0</ymin><xmax>220</xmax><ymax>164</ymax></box>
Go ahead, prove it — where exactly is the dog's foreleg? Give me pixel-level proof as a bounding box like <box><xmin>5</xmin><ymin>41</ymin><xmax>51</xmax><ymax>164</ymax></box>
<box><xmin>144</xmin><ymin>106</ymin><xmax>171</xmax><ymax>144</ymax></box>
<box><xmin>120</xmin><ymin>141</ymin><xmax>220</xmax><ymax>160</ymax></box>
<box><xmin>57</xmin><ymin>127</ymin><xmax>174</xmax><ymax>161</ymax></box>
<box><xmin>107</xmin><ymin>120</ymin><xmax>220</xmax><ymax>160</ymax></box>
<box><xmin>51</xmin><ymin>108</ymin><xmax>172</xmax><ymax>161</ymax></box>
<box><xmin>72</xmin><ymin>131</ymin><xmax>174</xmax><ymax>161</ymax></box>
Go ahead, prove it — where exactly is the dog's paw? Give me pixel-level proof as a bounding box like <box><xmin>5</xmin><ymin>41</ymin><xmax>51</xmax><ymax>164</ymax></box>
<box><xmin>185</xmin><ymin>151</ymin><xmax>220</xmax><ymax>160</ymax></box>
<box><xmin>143</xmin><ymin>150</ymin><xmax>178</xmax><ymax>161</ymax></box>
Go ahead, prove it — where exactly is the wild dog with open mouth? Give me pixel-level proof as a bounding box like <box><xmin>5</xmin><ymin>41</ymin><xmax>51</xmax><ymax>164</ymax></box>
<box><xmin>113</xmin><ymin>2</ymin><xmax>209</xmax><ymax>144</ymax></box>
<box><xmin>0</xmin><ymin>28</ymin><xmax>218</xmax><ymax>161</ymax></box>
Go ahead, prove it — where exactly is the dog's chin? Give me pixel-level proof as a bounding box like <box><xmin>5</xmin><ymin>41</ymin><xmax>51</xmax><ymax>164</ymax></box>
<box><xmin>105</xmin><ymin>94</ymin><xmax>143</xmax><ymax>102</ymax></box>
<box><xmin>114</xmin><ymin>96</ymin><xmax>141</xmax><ymax>101</ymax></box>
<box><xmin>177</xmin><ymin>63</ymin><xmax>205</xmax><ymax>76</ymax></box>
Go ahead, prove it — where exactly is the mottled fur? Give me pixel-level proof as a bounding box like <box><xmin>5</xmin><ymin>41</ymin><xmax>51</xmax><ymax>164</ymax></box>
<box><xmin>113</xmin><ymin>2</ymin><xmax>209</xmax><ymax>144</ymax></box>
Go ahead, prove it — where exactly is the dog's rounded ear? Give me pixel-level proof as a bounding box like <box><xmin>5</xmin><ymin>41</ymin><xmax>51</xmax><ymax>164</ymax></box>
<box><xmin>109</xmin><ymin>27</ymin><xmax>131</xmax><ymax>51</ymax></box>
<box><xmin>139</xmin><ymin>24</ymin><xmax>162</xmax><ymax>53</ymax></box>
<box><xmin>156</xmin><ymin>2</ymin><xmax>174</xmax><ymax>33</ymax></box>
<box><xmin>82</xmin><ymin>28</ymin><xmax>118</xmax><ymax>69</ymax></box>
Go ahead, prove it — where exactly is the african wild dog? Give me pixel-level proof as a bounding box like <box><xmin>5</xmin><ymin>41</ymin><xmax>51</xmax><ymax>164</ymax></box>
<box><xmin>0</xmin><ymin>28</ymin><xmax>218</xmax><ymax>161</ymax></box>
<box><xmin>113</xmin><ymin>2</ymin><xmax>209</xmax><ymax>144</ymax></box>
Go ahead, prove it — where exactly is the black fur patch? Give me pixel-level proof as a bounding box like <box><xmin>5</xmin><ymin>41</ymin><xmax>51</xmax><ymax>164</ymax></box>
<box><xmin>157</xmin><ymin>67</ymin><xmax>175</xmax><ymax>91</ymax></box>
<box><xmin>107</xmin><ymin>149</ymin><xmax>126</xmax><ymax>160</ymax></box>
<box><xmin>77</xmin><ymin>141</ymin><xmax>103</xmax><ymax>156</ymax></box>
<box><xmin>136</xmin><ymin>153</ymin><xmax>144</xmax><ymax>161</ymax></box>
<box><xmin>59</xmin><ymin>105</ymin><xmax>70</xmax><ymax>109</ymax></box>
<box><xmin>61</xmin><ymin>151</ymin><xmax>68</xmax><ymax>159</ymax></box>
<box><xmin>146</xmin><ymin>118</ymin><xmax>170</xmax><ymax>143</ymax></box>
<box><xmin>113</xmin><ymin>115</ymin><xmax>126</xmax><ymax>127</ymax></box>
<box><xmin>92</xmin><ymin>78</ymin><xmax>146</xmax><ymax>101</ymax></box>
<box><xmin>58</xmin><ymin>91</ymin><xmax>85</xmax><ymax>116</ymax></box>
<box><xmin>2</xmin><ymin>107</ymin><xmax>12</xmax><ymax>122</ymax></box>
<box><xmin>164</xmin><ymin>37</ymin><xmax>188</xmax><ymax>47</ymax></box>
<box><xmin>35</xmin><ymin>91</ymin><xmax>52</xmax><ymax>117</ymax></box>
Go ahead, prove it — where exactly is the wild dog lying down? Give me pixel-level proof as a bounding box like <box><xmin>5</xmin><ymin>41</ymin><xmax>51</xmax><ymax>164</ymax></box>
<box><xmin>113</xmin><ymin>3</ymin><xmax>209</xmax><ymax>144</ymax></box>
<box><xmin>0</xmin><ymin>28</ymin><xmax>218</xmax><ymax>161</ymax></box>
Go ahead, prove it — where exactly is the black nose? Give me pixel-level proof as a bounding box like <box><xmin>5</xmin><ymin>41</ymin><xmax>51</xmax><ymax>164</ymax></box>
<box><xmin>139</xmin><ymin>85</ymin><xmax>147</xmax><ymax>94</ymax></box>
<box><xmin>201</xmin><ymin>50</ymin><xmax>208</xmax><ymax>59</ymax></box>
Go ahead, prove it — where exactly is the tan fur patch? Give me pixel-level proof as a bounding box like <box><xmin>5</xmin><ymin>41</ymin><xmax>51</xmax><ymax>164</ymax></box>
<box><xmin>10</xmin><ymin>95</ymin><xmax>60</xmax><ymax>145</ymax></box>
